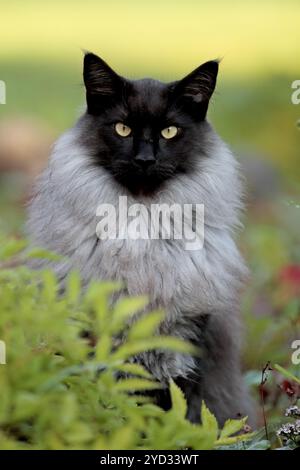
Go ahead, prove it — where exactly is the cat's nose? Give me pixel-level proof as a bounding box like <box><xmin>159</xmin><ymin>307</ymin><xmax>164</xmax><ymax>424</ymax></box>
<box><xmin>134</xmin><ymin>154</ymin><xmax>156</xmax><ymax>169</ymax></box>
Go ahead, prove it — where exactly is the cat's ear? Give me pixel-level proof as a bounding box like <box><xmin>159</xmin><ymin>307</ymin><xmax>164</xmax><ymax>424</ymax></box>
<box><xmin>173</xmin><ymin>60</ymin><xmax>219</xmax><ymax>119</ymax></box>
<box><xmin>83</xmin><ymin>53</ymin><xmax>124</xmax><ymax>114</ymax></box>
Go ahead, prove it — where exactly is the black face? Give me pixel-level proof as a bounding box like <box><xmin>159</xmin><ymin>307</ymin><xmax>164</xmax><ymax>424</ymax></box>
<box><xmin>81</xmin><ymin>53</ymin><xmax>218</xmax><ymax>195</ymax></box>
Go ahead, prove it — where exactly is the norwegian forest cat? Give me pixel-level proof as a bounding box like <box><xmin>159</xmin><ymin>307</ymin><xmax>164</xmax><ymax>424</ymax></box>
<box><xmin>27</xmin><ymin>53</ymin><xmax>254</xmax><ymax>425</ymax></box>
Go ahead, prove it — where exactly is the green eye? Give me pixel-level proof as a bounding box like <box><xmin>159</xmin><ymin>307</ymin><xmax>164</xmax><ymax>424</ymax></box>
<box><xmin>115</xmin><ymin>122</ymin><xmax>132</xmax><ymax>137</ymax></box>
<box><xmin>161</xmin><ymin>126</ymin><xmax>179</xmax><ymax>139</ymax></box>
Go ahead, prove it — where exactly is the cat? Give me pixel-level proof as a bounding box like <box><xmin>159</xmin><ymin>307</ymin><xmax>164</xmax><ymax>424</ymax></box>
<box><xmin>27</xmin><ymin>52</ymin><xmax>254</xmax><ymax>425</ymax></box>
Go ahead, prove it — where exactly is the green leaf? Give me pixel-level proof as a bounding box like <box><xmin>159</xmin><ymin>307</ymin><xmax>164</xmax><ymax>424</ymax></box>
<box><xmin>216</xmin><ymin>432</ymin><xmax>256</xmax><ymax>447</ymax></box>
<box><xmin>201</xmin><ymin>401</ymin><xmax>219</xmax><ymax>441</ymax></box>
<box><xmin>42</xmin><ymin>270</ymin><xmax>57</xmax><ymax>302</ymax></box>
<box><xmin>66</xmin><ymin>271</ymin><xmax>81</xmax><ymax>304</ymax></box>
<box><xmin>0</xmin><ymin>238</ymin><xmax>27</xmax><ymax>260</ymax></box>
<box><xmin>114</xmin><ymin>378</ymin><xmax>161</xmax><ymax>392</ymax></box>
<box><xmin>25</xmin><ymin>248</ymin><xmax>62</xmax><ymax>261</ymax></box>
<box><xmin>169</xmin><ymin>380</ymin><xmax>187</xmax><ymax>419</ymax></box>
<box><xmin>115</xmin><ymin>363</ymin><xmax>152</xmax><ymax>379</ymax></box>
<box><xmin>95</xmin><ymin>334</ymin><xmax>111</xmax><ymax>361</ymax></box>
<box><xmin>109</xmin><ymin>296</ymin><xmax>150</xmax><ymax>335</ymax></box>
<box><xmin>111</xmin><ymin>336</ymin><xmax>198</xmax><ymax>361</ymax></box>
<box><xmin>128</xmin><ymin>310</ymin><xmax>164</xmax><ymax>340</ymax></box>
<box><xmin>113</xmin><ymin>296</ymin><xmax>149</xmax><ymax>321</ymax></box>
<box><xmin>85</xmin><ymin>281</ymin><xmax>121</xmax><ymax>330</ymax></box>
<box><xmin>220</xmin><ymin>416</ymin><xmax>248</xmax><ymax>439</ymax></box>
<box><xmin>107</xmin><ymin>426</ymin><xmax>135</xmax><ymax>450</ymax></box>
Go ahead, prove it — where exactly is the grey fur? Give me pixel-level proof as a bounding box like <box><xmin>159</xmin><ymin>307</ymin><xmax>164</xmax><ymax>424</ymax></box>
<box><xmin>27</xmin><ymin>117</ymin><xmax>255</xmax><ymax>425</ymax></box>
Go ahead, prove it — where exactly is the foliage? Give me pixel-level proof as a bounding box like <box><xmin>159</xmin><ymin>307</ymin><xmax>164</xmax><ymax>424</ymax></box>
<box><xmin>0</xmin><ymin>236</ymin><xmax>256</xmax><ymax>450</ymax></box>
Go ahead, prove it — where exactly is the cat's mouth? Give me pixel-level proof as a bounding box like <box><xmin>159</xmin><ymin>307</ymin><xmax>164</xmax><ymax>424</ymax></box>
<box><xmin>109</xmin><ymin>160</ymin><xmax>177</xmax><ymax>195</ymax></box>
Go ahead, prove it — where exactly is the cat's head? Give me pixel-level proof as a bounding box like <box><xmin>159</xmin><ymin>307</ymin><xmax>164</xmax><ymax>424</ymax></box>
<box><xmin>80</xmin><ymin>52</ymin><xmax>219</xmax><ymax>195</ymax></box>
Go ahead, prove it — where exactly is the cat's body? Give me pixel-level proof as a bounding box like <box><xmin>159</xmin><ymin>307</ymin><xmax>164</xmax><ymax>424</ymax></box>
<box><xmin>27</xmin><ymin>54</ymin><xmax>254</xmax><ymax>425</ymax></box>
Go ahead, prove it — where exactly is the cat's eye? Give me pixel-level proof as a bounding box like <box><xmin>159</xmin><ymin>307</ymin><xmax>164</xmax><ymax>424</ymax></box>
<box><xmin>115</xmin><ymin>122</ymin><xmax>132</xmax><ymax>137</ymax></box>
<box><xmin>161</xmin><ymin>126</ymin><xmax>179</xmax><ymax>140</ymax></box>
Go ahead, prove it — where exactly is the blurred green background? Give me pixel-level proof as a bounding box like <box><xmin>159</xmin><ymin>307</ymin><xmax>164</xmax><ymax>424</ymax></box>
<box><xmin>0</xmin><ymin>0</ymin><xmax>299</xmax><ymax>425</ymax></box>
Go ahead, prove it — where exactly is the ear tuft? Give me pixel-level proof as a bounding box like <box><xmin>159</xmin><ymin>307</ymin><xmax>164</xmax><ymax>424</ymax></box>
<box><xmin>83</xmin><ymin>52</ymin><xmax>123</xmax><ymax>95</ymax></box>
<box><xmin>174</xmin><ymin>60</ymin><xmax>219</xmax><ymax>118</ymax></box>
<box><xmin>181</xmin><ymin>60</ymin><xmax>219</xmax><ymax>102</ymax></box>
<box><xmin>83</xmin><ymin>53</ymin><xmax>124</xmax><ymax>114</ymax></box>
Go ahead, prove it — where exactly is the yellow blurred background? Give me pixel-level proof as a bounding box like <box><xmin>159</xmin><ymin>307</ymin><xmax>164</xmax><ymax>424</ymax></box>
<box><xmin>1</xmin><ymin>0</ymin><xmax>300</xmax><ymax>76</ymax></box>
